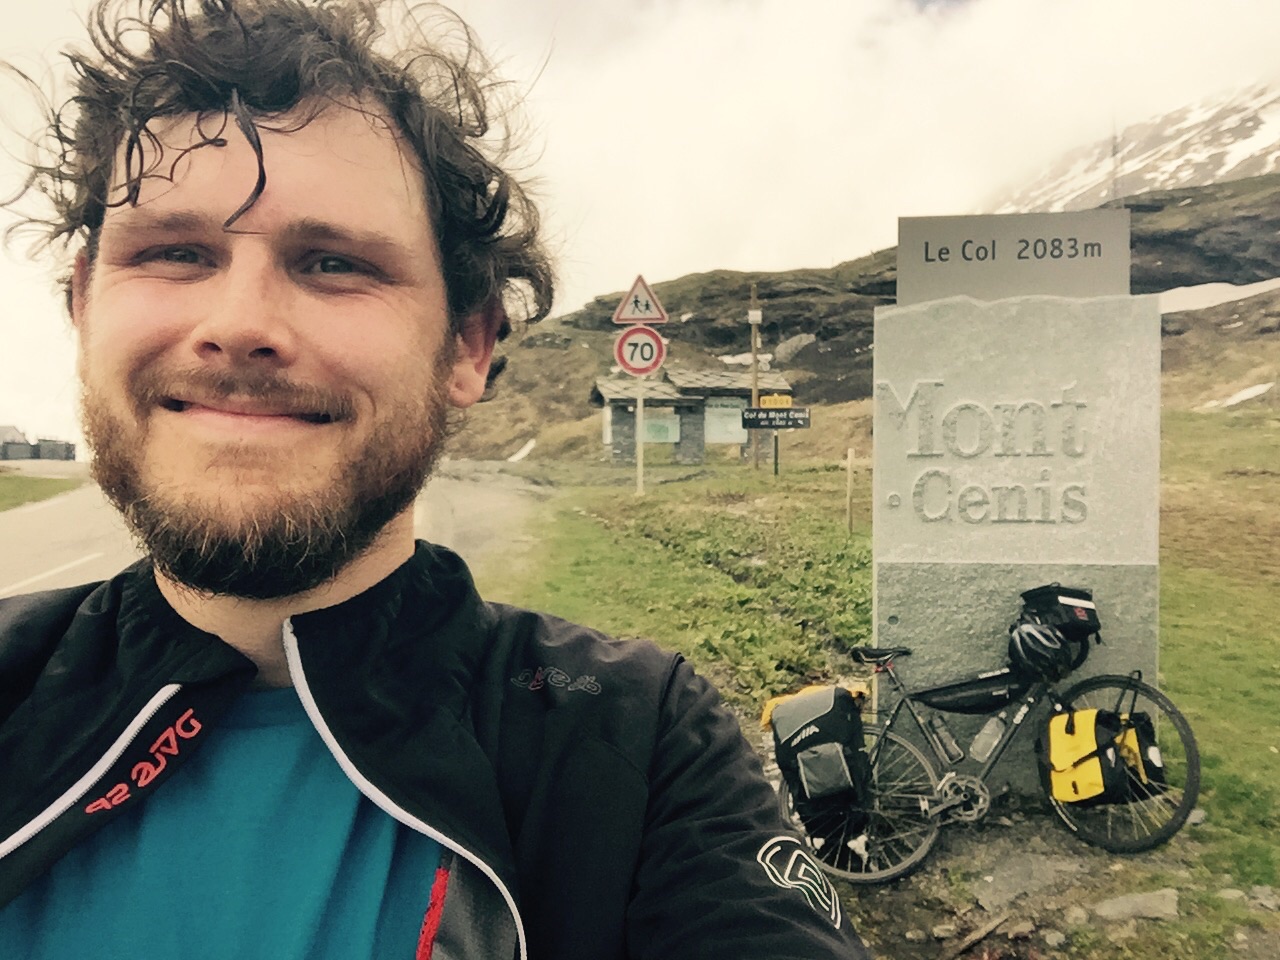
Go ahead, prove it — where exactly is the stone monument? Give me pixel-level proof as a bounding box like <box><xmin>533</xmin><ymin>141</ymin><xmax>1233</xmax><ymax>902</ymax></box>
<box><xmin>873</xmin><ymin>210</ymin><xmax>1160</xmax><ymax>769</ymax></box>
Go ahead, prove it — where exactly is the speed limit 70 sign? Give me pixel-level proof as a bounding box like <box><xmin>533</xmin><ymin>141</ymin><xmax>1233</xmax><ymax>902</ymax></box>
<box><xmin>614</xmin><ymin>324</ymin><xmax>666</xmax><ymax>377</ymax></box>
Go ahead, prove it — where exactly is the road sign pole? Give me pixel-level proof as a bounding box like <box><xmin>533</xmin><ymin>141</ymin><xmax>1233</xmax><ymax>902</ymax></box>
<box><xmin>773</xmin><ymin>430</ymin><xmax>779</xmax><ymax>477</ymax></box>
<box><xmin>636</xmin><ymin>390</ymin><xmax>645</xmax><ymax>496</ymax></box>
<box><xmin>846</xmin><ymin>447</ymin><xmax>856</xmax><ymax>534</ymax></box>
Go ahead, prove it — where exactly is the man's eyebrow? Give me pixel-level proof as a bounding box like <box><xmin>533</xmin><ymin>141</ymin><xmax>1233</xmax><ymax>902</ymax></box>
<box><xmin>99</xmin><ymin>211</ymin><xmax>415</xmax><ymax>255</ymax></box>
<box><xmin>99</xmin><ymin>209</ymin><xmax>217</xmax><ymax>236</ymax></box>
<box><xmin>278</xmin><ymin>218</ymin><xmax>414</xmax><ymax>256</ymax></box>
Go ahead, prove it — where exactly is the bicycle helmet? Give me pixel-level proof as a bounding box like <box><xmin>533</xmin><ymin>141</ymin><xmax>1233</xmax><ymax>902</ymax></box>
<box><xmin>1008</xmin><ymin>621</ymin><xmax>1075</xmax><ymax>681</ymax></box>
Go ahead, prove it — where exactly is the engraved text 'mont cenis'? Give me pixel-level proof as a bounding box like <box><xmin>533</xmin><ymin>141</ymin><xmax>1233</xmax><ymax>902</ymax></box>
<box><xmin>877</xmin><ymin>379</ymin><xmax>1089</xmax><ymax>526</ymax></box>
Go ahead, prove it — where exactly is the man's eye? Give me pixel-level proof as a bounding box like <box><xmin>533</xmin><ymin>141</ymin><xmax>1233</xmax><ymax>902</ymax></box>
<box><xmin>308</xmin><ymin>255</ymin><xmax>360</xmax><ymax>275</ymax></box>
<box><xmin>142</xmin><ymin>247</ymin><xmax>203</xmax><ymax>264</ymax></box>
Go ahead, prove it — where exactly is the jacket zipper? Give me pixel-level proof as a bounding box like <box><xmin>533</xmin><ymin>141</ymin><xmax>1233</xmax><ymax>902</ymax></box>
<box><xmin>0</xmin><ymin>683</ymin><xmax>183</xmax><ymax>860</ymax></box>
<box><xmin>282</xmin><ymin>620</ymin><xmax>528</xmax><ymax>960</ymax></box>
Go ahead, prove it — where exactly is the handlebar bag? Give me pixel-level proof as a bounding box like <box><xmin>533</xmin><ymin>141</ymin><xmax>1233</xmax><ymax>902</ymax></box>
<box><xmin>1020</xmin><ymin>584</ymin><xmax>1101</xmax><ymax>641</ymax></box>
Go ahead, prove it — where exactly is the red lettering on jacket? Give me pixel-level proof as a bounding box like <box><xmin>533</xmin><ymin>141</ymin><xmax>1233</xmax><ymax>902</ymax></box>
<box><xmin>174</xmin><ymin>708</ymin><xmax>201</xmax><ymax>739</ymax></box>
<box><xmin>85</xmin><ymin>782</ymin><xmax>131</xmax><ymax>814</ymax></box>
<box><xmin>84</xmin><ymin>707</ymin><xmax>202</xmax><ymax>814</ymax></box>
<box><xmin>131</xmin><ymin>752</ymin><xmax>167</xmax><ymax>788</ymax></box>
<box><xmin>151</xmin><ymin>726</ymin><xmax>179</xmax><ymax>758</ymax></box>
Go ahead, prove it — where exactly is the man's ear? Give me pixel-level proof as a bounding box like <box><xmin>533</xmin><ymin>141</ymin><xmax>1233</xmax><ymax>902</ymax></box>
<box><xmin>69</xmin><ymin>252</ymin><xmax>91</xmax><ymax>330</ymax></box>
<box><xmin>447</xmin><ymin>300</ymin><xmax>504</xmax><ymax>409</ymax></box>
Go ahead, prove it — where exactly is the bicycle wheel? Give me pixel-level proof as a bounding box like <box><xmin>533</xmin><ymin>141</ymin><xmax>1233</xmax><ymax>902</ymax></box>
<box><xmin>1041</xmin><ymin>674</ymin><xmax>1200</xmax><ymax>853</ymax></box>
<box><xmin>776</xmin><ymin>726</ymin><xmax>940</xmax><ymax>884</ymax></box>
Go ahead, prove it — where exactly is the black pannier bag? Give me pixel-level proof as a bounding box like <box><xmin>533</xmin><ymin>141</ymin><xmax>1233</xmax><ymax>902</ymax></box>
<box><xmin>1115</xmin><ymin>711</ymin><xmax>1170</xmax><ymax>803</ymax></box>
<box><xmin>1019</xmin><ymin>584</ymin><xmax>1101</xmax><ymax>641</ymax></box>
<box><xmin>914</xmin><ymin>667</ymin><xmax>1030</xmax><ymax>715</ymax></box>
<box><xmin>770</xmin><ymin>686</ymin><xmax>872</xmax><ymax>830</ymax></box>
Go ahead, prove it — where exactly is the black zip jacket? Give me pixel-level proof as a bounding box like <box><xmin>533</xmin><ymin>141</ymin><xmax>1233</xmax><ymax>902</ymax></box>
<box><xmin>0</xmin><ymin>542</ymin><xmax>869</xmax><ymax>959</ymax></box>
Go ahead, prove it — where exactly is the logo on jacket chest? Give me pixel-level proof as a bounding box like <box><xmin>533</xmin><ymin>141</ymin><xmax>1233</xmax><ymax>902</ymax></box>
<box><xmin>511</xmin><ymin>666</ymin><xmax>601</xmax><ymax>694</ymax></box>
<box><xmin>84</xmin><ymin>708</ymin><xmax>203</xmax><ymax>814</ymax></box>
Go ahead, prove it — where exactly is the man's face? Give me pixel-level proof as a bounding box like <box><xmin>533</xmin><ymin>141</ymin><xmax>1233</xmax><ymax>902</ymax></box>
<box><xmin>74</xmin><ymin>102</ymin><xmax>495</xmax><ymax>598</ymax></box>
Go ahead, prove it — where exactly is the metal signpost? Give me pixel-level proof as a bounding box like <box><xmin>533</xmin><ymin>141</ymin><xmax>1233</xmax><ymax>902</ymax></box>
<box><xmin>613</xmin><ymin>276</ymin><xmax>668</xmax><ymax>495</ymax></box>
<box><xmin>741</xmin><ymin>404</ymin><xmax>809</xmax><ymax>475</ymax></box>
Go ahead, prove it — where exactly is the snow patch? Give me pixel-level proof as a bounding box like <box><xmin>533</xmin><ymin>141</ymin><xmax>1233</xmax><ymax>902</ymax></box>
<box><xmin>1158</xmin><ymin>278</ymin><xmax>1280</xmax><ymax>314</ymax></box>
<box><xmin>1222</xmin><ymin>383</ymin><xmax>1275</xmax><ymax>408</ymax></box>
<box><xmin>507</xmin><ymin>439</ymin><xmax>536</xmax><ymax>462</ymax></box>
<box><xmin>719</xmin><ymin>353</ymin><xmax>773</xmax><ymax>369</ymax></box>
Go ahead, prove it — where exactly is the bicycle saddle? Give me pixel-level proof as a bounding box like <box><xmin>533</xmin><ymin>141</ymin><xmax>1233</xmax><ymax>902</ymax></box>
<box><xmin>849</xmin><ymin>647</ymin><xmax>913</xmax><ymax>664</ymax></box>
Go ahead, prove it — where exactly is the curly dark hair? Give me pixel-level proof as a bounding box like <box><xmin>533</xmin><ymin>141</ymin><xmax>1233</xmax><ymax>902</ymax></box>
<box><xmin>5</xmin><ymin>0</ymin><xmax>553</xmax><ymax>341</ymax></box>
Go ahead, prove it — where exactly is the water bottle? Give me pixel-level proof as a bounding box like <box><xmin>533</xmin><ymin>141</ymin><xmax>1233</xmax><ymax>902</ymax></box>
<box><xmin>927</xmin><ymin>715</ymin><xmax>964</xmax><ymax>763</ymax></box>
<box><xmin>970</xmin><ymin>712</ymin><xmax>1007</xmax><ymax>762</ymax></box>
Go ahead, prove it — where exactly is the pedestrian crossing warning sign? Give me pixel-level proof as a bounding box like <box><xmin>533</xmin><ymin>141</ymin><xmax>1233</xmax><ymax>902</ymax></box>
<box><xmin>613</xmin><ymin>275</ymin><xmax>668</xmax><ymax>324</ymax></box>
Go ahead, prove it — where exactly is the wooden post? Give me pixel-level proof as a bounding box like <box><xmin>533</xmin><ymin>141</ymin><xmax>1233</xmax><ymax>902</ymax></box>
<box><xmin>750</xmin><ymin>283</ymin><xmax>760</xmax><ymax>470</ymax></box>
<box><xmin>846</xmin><ymin>447</ymin><xmax>855</xmax><ymax>533</ymax></box>
<box><xmin>636</xmin><ymin>389</ymin><xmax>645</xmax><ymax>496</ymax></box>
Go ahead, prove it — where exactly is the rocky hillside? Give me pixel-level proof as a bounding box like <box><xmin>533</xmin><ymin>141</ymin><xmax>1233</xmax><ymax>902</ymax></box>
<box><xmin>550</xmin><ymin>174</ymin><xmax>1280</xmax><ymax>398</ymax></box>
<box><xmin>453</xmin><ymin>174</ymin><xmax>1280</xmax><ymax>459</ymax></box>
<box><xmin>988</xmin><ymin>82</ymin><xmax>1280</xmax><ymax>214</ymax></box>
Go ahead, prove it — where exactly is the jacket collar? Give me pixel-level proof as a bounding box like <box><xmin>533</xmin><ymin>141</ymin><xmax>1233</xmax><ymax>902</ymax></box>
<box><xmin>287</xmin><ymin>542</ymin><xmax>518</xmax><ymax>890</ymax></box>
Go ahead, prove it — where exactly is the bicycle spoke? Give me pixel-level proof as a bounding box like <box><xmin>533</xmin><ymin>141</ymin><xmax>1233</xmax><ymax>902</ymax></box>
<box><xmin>778</xmin><ymin>726</ymin><xmax>941</xmax><ymax>884</ymax></box>
<box><xmin>1042</xmin><ymin>675</ymin><xmax>1200</xmax><ymax>853</ymax></box>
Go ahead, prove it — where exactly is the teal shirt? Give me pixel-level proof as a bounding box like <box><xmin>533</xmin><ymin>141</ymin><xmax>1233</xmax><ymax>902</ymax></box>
<box><xmin>0</xmin><ymin>687</ymin><xmax>443</xmax><ymax>960</ymax></box>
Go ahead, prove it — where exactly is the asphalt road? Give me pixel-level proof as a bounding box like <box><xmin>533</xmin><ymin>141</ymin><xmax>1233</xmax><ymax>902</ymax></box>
<box><xmin>0</xmin><ymin>459</ymin><xmax>544</xmax><ymax>600</ymax></box>
<box><xmin>0</xmin><ymin>483</ymin><xmax>144</xmax><ymax>598</ymax></box>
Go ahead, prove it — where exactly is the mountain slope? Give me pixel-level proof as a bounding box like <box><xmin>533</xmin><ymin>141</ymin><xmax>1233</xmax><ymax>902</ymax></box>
<box><xmin>558</xmin><ymin>173</ymin><xmax>1280</xmax><ymax>357</ymax></box>
<box><xmin>989</xmin><ymin>83</ymin><xmax>1280</xmax><ymax>214</ymax></box>
<box><xmin>451</xmin><ymin>174</ymin><xmax>1280</xmax><ymax>459</ymax></box>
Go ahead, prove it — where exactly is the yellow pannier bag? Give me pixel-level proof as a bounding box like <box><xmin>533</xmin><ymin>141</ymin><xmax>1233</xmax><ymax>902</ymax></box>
<box><xmin>1046</xmin><ymin>708</ymin><xmax>1128</xmax><ymax>804</ymax></box>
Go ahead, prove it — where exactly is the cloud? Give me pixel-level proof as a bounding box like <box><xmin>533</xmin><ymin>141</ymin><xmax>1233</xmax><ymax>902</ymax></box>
<box><xmin>3</xmin><ymin>0</ymin><xmax>1280</xmax><ymax>443</ymax></box>
<box><xmin>454</xmin><ymin>0</ymin><xmax>1280</xmax><ymax>315</ymax></box>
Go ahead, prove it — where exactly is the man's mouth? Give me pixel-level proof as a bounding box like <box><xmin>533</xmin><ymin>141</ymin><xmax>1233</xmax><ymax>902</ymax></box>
<box><xmin>159</xmin><ymin>397</ymin><xmax>337</xmax><ymax>424</ymax></box>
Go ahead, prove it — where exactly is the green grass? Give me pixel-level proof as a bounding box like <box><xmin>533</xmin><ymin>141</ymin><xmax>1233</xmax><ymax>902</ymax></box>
<box><xmin>497</xmin><ymin>488</ymin><xmax>838</xmax><ymax>705</ymax></box>
<box><xmin>490</xmin><ymin>411</ymin><xmax>1279</xmax><ymax>955</ymax></box>
<box><xmin>1157</xmin><ymin>411</ymin><xmax>1280</xmax><ymax>890</ymax></box>
<box><xmin>0</xmin><ymin>473</ymin><xmax>83</xmax><ymax>512</ymax></box>
<box><xmin>1161</xmin><ymin>566</ymin><xmax>1279</xmax><ymax>883</ymax></box>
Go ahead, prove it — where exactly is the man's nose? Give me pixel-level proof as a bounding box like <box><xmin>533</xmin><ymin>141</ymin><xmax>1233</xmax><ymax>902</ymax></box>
<box><xmin>186</xmin><ymin>258</ymin><xmax>299</xmax><ymax>367</ymax></box>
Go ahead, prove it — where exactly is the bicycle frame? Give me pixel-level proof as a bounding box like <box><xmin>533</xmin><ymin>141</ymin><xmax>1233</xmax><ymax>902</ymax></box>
<box><xmin>867</xmin><ymin>661</ymin><xmax>1052</xmax><ymax>791</ymax></box>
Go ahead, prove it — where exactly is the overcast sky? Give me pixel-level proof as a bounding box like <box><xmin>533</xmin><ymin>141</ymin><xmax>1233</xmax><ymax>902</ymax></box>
<box><xmin>2</xmin><ymin>0</ymin><xmax>1279</xmax><ymax>447</ymax></box>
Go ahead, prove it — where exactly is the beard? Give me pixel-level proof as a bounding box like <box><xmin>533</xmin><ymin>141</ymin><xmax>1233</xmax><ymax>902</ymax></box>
<box><xmin>83</xmin><ymin>357</ymin><xmax>455</xmax><ymax>600</ymax></box>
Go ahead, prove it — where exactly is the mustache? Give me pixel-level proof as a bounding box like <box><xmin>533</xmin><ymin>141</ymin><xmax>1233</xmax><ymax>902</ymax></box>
<box><xmin>130</xmin><ymin>366</ymin><xmax>357</xmax><ymax>423</ymax></box>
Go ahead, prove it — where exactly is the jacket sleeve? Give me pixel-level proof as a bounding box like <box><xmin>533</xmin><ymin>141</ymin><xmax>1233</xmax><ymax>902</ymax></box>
<box><xmin>626</xmin><ymin>657</ymin><xmax>873</xmax><ymax>960</ymax></box>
